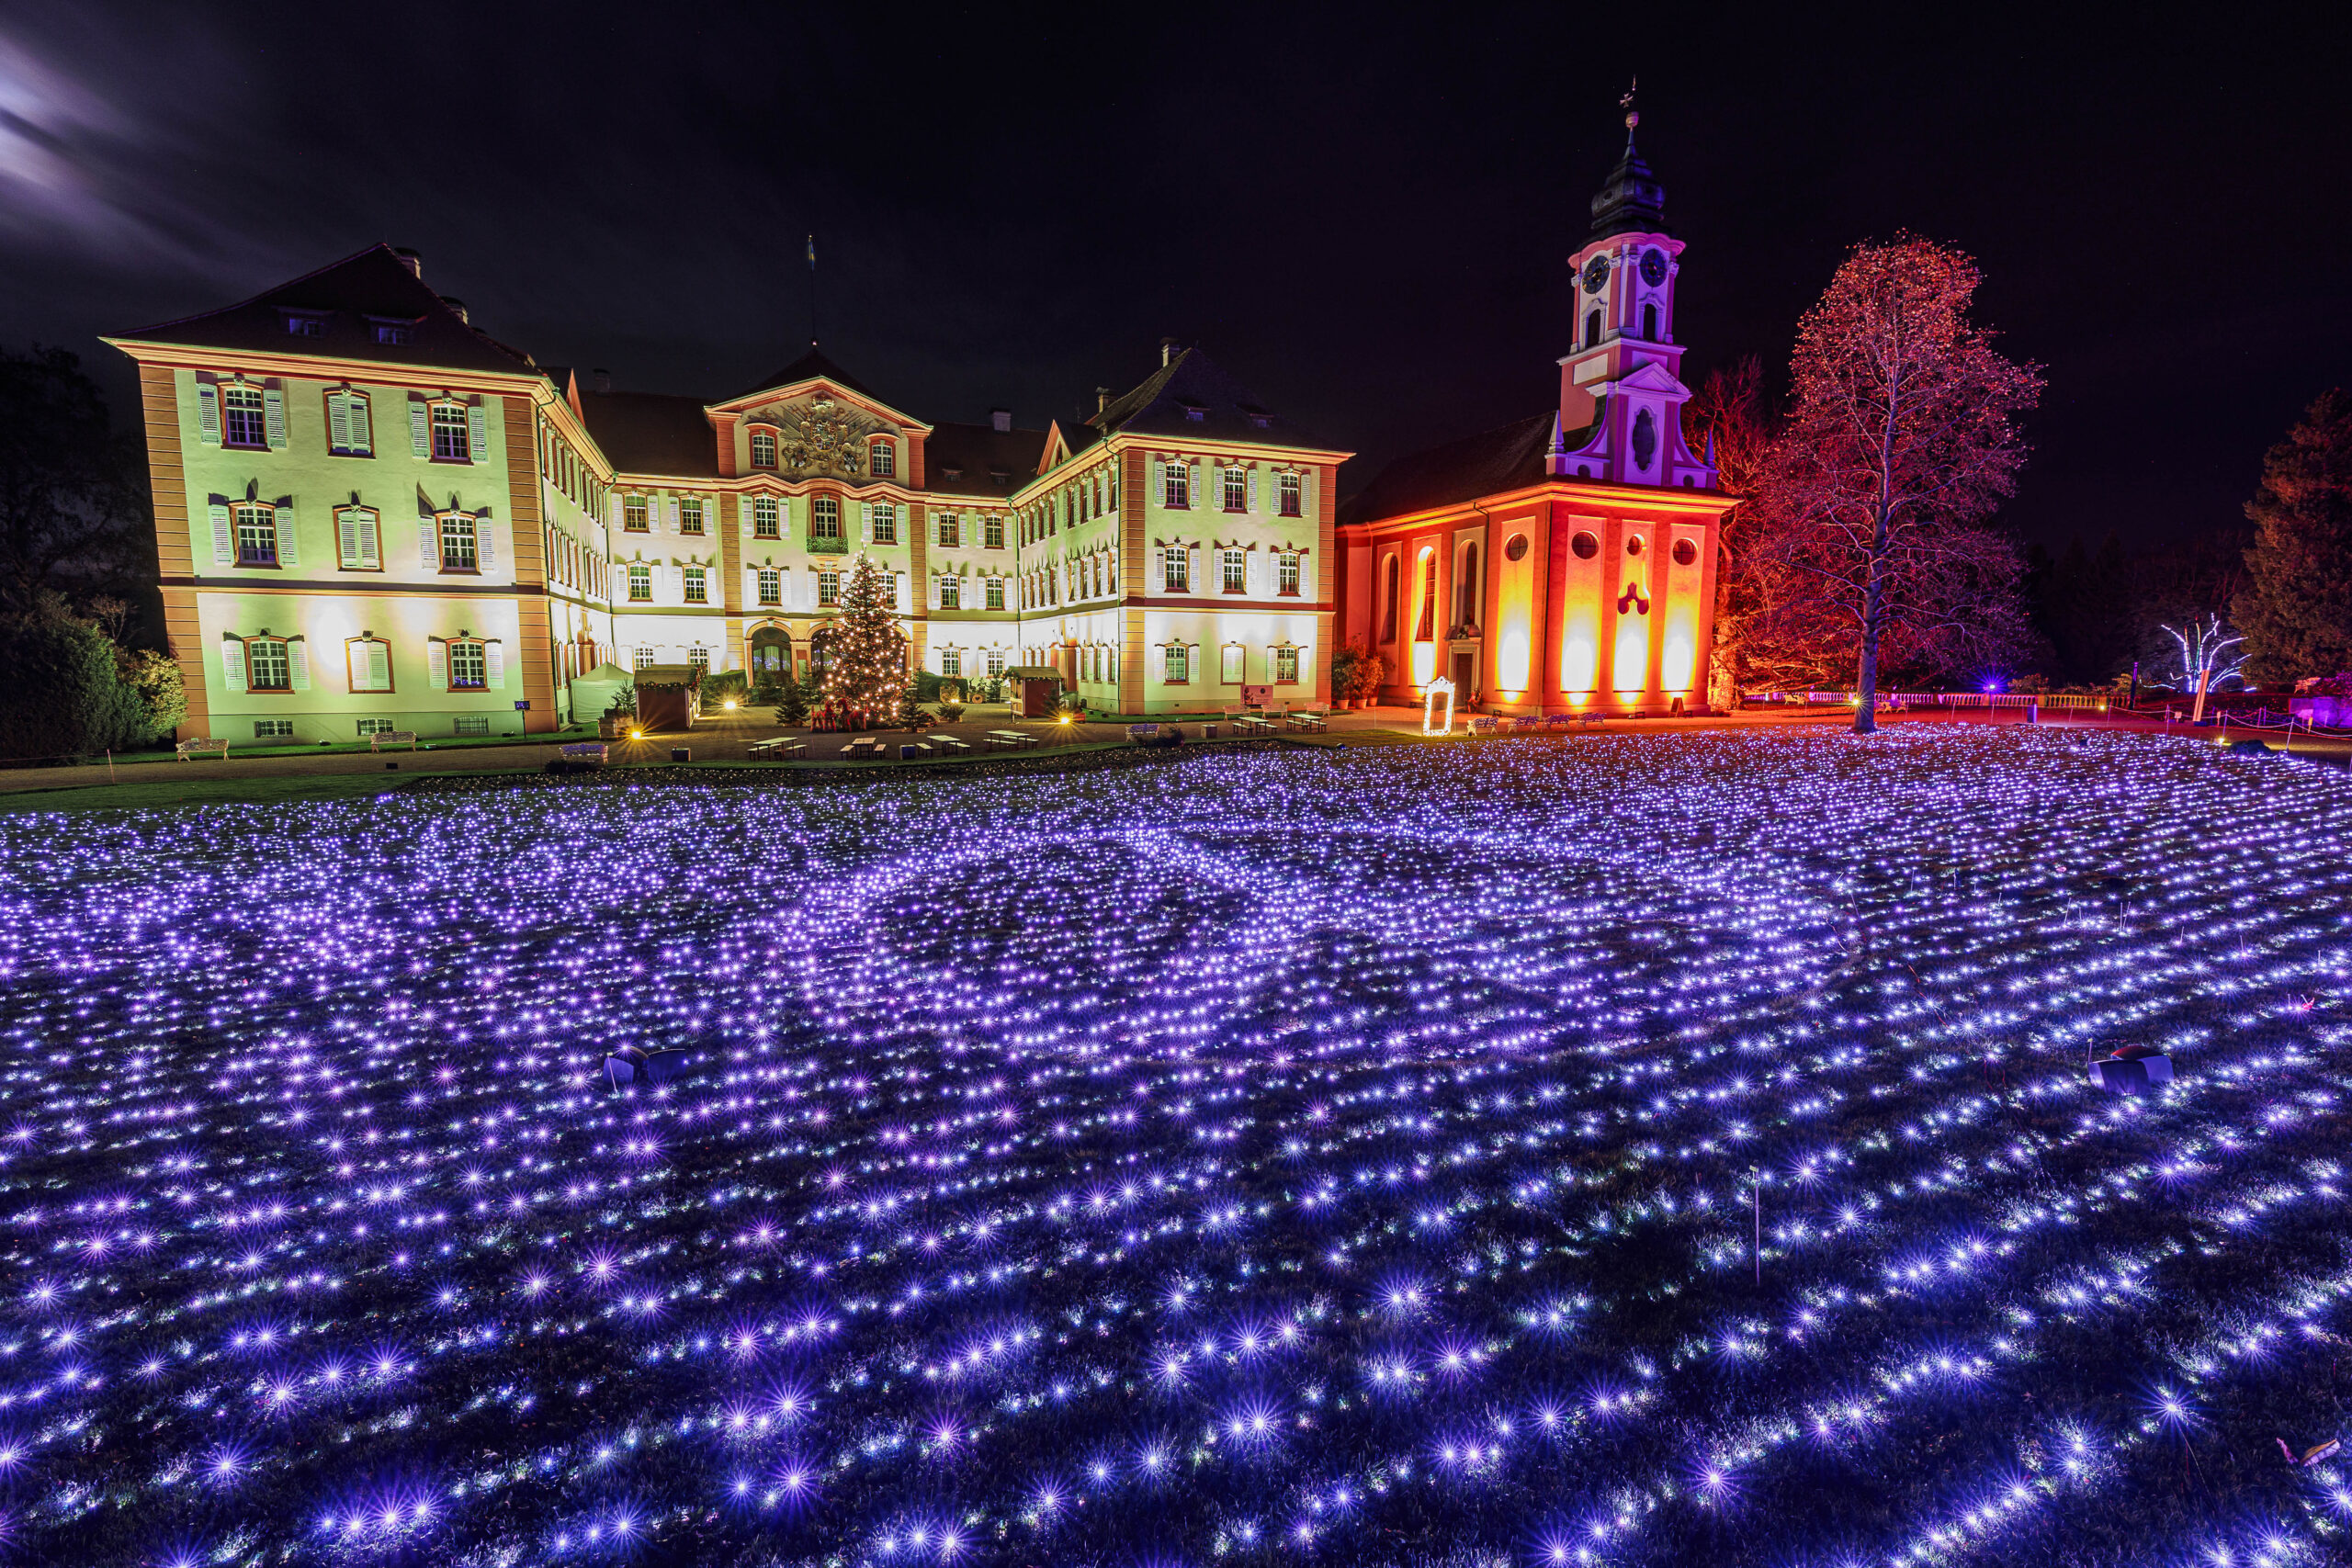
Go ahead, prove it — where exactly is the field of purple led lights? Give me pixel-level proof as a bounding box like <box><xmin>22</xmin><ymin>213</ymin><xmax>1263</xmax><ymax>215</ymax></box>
<box><xmin>0</xmin><ymin>728</ymin><xmax>2346</xmax><ymax>1568</ymax></box>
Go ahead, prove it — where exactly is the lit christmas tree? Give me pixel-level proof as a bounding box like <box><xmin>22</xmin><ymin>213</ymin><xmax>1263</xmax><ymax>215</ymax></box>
<box><xmin>819</xmin><ymin>551</ymin><xmax>909</xmax><ymax>726</ymax></box>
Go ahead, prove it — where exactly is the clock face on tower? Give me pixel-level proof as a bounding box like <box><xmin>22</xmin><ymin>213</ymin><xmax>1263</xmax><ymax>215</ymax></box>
<box><xmin>1581</xmin><ymin>255</ymin><xmax>1611</xmax><ymax>295</ymax></box>
<box><xmin>1639</xmin><ymin>248</ymin><xmax>1668</xmax><ymax>287</ymax></box>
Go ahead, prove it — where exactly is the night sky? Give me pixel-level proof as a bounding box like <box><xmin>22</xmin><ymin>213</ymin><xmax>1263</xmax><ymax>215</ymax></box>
<box><xmin>2</xmin><ymin>4</ymin><xmax>2345</xmax><ymax>547</ymax></box>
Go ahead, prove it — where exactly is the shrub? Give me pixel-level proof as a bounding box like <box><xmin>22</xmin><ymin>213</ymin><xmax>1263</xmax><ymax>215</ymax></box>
<box><xmin>0</xmin><ymin>604</ymin><xmax>153</xmax><ymax>759</ymax></box>
<box><xmin>776</xmin><ymin>674</ymin><xmax>814</xmax><ymax>728</ymax></box>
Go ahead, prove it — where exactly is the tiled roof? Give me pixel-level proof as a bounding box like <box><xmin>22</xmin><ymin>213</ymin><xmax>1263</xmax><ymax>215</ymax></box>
<box><xmin>112</xmin><ymin>243</ymin><xmax>537</xmax><ymax>377</ymax></box>
<box><xmin>923</xmin><ymin>421</ymin><xmax>1048</xmax><ymax>499</ymax></box>
<box><xmin>1339</xmin><ymin>412</ymin><xmax>1566</xmax><ymax>525</ymax></box>
<box><xmin>726</xmin><ymin>346</ymin><xmax>878</xmax><ymax>405</ymax></box>
<box><xmin>1091</xmin><ymin>347</ymin><xmax>1329</xmax><ymax>451</ymax></box>
<box><xmin>576</xmin><ymin>389</ymin><xmax>721</xmax><ymax>479</ymax></box>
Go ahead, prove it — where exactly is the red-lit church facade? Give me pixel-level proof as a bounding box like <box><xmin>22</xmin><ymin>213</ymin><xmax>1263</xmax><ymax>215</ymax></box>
<box><xmin>1338</xmin><ymin>111</ymin><xmax>1735</xmax><ymax>715</ymax></box>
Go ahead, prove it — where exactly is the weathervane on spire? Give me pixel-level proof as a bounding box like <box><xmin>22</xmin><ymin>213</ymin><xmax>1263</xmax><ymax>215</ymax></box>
<box><xmin>1620</xmin><ymin>77</ymin><xmax>1640</xmax><ymax>139</ymax></box>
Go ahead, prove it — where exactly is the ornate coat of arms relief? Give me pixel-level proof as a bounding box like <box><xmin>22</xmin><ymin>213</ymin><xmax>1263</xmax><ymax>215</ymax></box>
<box><xmin>754</xmin><ymin>395</ymin><xmax>884</xmax><ymax>479</ymax></box>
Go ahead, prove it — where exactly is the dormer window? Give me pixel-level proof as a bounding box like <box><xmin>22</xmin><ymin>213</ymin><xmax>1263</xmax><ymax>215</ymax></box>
<box><xmin>942</xmin><ymin>465</ymin><xmax>965</xmax><ymax>481</ymax></box>
<box><xmin>374</xmin><ymin>323</ymin><xmax>412</xmax><ymax>345</ymax></box>
<box><xmin>1182</xmin><ymin>403</ymin><xmax>1208</xmax><ymax>423</ymax></box>
<box><xmin>284</xmin><ymin>313</ymin><xmax>327</xmax><ymax>337</ymax></box>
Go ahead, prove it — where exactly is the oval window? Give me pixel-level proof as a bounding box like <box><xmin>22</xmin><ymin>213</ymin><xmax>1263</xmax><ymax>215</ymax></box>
<box><xmin>1672</xmin><ymin>538</ymin><xmax>1698</xmax><ymax>566</ymax></box>
<box><xmin>1570</xmin><ymin>532</ymin><xmax>1599</xmax><ymax>560</ymax></box>
<box><xmin>1625</xmin><ymin>536</ymin><xmax>1645</xmax><ymax>558</ymax></box>
<box><xmin>1504</xmin><ymin>534</ymin><xmax>1531</xmax><ymax>562</ymax></box>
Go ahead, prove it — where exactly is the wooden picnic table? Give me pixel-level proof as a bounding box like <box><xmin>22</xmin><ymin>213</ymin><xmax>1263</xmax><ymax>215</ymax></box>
<box><xmin>926</xmin><ymin>733</ymin><xmax>974</xmax><ymax>754</ymax></box>
<box><xmin>983</xmin><ymin>729</ymin><xmax>1038</xmax><ymax>750</ymax></box>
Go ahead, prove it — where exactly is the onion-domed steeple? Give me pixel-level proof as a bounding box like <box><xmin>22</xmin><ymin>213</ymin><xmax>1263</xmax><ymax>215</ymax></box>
<box><xmin>1589</xmin><ymin>85</ymin><xmax>1667</xmax><ymax>239</ymax></box>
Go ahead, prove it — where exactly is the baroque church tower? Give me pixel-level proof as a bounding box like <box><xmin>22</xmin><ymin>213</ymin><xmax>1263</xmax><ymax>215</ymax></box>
<box><xmin>1550</xmin><ymin>96</ymin><xmax>1714</xmax><ymax>491</ymax></box>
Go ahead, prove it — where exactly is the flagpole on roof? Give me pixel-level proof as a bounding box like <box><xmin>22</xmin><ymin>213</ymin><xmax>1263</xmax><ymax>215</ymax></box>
<box><xmin>807</xmin><ymin>233</ymin><xmax>819</xmax><ymax>348</ymax></box>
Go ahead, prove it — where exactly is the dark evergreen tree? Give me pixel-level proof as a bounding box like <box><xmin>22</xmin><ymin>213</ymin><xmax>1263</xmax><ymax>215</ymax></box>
<box><xmin>2235</xmin><ymin>389</ymin><xmax>2352</xmax><ymax>682</ymax></box>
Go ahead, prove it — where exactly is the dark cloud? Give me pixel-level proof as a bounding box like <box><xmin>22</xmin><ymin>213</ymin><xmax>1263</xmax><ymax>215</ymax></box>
<box><xmin>3</xmin><ymin>3</ymin><xmax>2347</xmax><ymax>546</ymax></box>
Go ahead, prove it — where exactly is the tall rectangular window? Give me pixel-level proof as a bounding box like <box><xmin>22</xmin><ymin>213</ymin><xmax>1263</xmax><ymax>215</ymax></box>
<box><xmin>757</xmin><ymin>569</ymin><xmax>781</xmax><ymax>606</ymax></box>
<box><xmin>222</xmin><ymin>386</ymin><xmax>267</xmax><ymax>448</ymax></box>
<box><xmin>684</xmin><ymin>566</ymin><xmax>707</xmax><ymax>604</ymax></box>
<box><xmin>1278</xmin><ymin>472</ymin><xmax>1303</xmax><ymax>517</ymax></box>
<box><xmin>335</xmin><ymin>507</ymin><xmax>380</xmax><ymax>570</ymax></box>
<box><xmin>751</xmin><ymin>430</ymin><xmax>777</xmax><ymax>468</ymax></box>
<box><xmin>1221</xmin><ymin>644</ymin><xmax>1245</xmax><ymax>683</ymax></box>
<box><xmin>1162</xmin><ymin>463</ymin><xmax>1190</xmax><ymax>509</ymax></box>
<box><xmin>986</xmin><ymin>649</ymin><xmax>1006</xmax><ymax>677</ymax></box>
<box><xmin>1222</xmin><ymin>549</ymin><xmax>1245</xmax><ymax>593</ymax></box>
<box><xmin>812</xmin><ymin>497</ymin><xmax>841</xmax><ymax>540</ymax></box>
<box><xmin>431</xmin><ymin>403</ymin><xmax>469</xmax><ymax>460</ymax></box>
<box><xmin>326</xmin><ymin>389</ymin><xmax>373</xmax><ymax>456</ymax></box>
<box><xmin>753</xmin><ymin>497</ymin><xmax>781</xmax><ymax>538</ymax></box>
<box><xmin>447</xmin><ymin>640</ymin><xmax>486</xmax><ymax>690</ymax></box>
<box><xmin>347</xmin><ymin>637</ymin><xmax>392</xmax><ymax>693</ymax></box>
<box><xmin>936</xmin><ymin>513</ymin><xmax>960</xmax><ymax>547</ymax></box>
<box><xmin>1278</xmin><ymin>552</ymin><xmax>1300</xmax><ymax>595</ymax></box>
<box><xmin>870</xmin><ymin>503</ymin><xmax>899</xmax><ymax>545</ymax></box>
<box><xmin>680</xmin><ymin>498</ymin><xmax>706</xmax><ymax>535</ymax></box>
<box><xmin>688</xmin><ymin>646</ymin><xmax>710</xmax><ymax>672</ymax></box>
<box><xmin>940</xmin><ymin>649</ymin><xmax>961</xmax><ymax>677</ymax></box>
<box><xmin>940</xmin><ymin>576</ymin><xmax>960</xmax><ymax>610</ymax></box>
<box><xmin>245</xmin><ymin>637</ymin><xmax>290</xmax><ymax>691</ymax></box>
<box><xmin>1163</xmin><ymin>548</ymin><xmax>1189</xmax><ymax>593</ymax></box>
<box><xmin>628</xmin><ymin>564</ymin><xmax>650</xmax><ymax>602</ymax></box>
<box><xmin>439</xmin><ymin>513</ymin><xmax>478</xmax><ymax>572</ymax></box>
<box><xmin>234</xmin><ymin>504</ymin><xmax>279</xmax><ymax>567</ymax></box>
<box><xmin>983</xmin><ymin>514</ymin><xmax>1004</xmax><ymax>549</ymax></box>
<box><xmin>985</xmin><ymin>578</ymin><xmax>1004</xmax><ymax>610</ymax></box>
<box><xmin>869</xmin><ymin>440</ymin><xmax>895</xmax><ymax>478</ymax></box>
<box><xmin>1274</xmin><ymin>646</ymin><xmax>1300</xmax><ymax>683</ymax></box>
<box><xmin>819</xmin><ymin>570</ymin><xmax>840</xmax><ymax>606</ymax></box>
<box><xmin>624</xmin><ymin>497</ymin><xmax>650</xmax><ymax>532</ymax></box>
<box><xmin>1222</xmin><ymin>468</ymin><xmax>1246</xmax><ymax>513</ymax></box>
<box><xmin>1163</xmin><ymin>645</ymin><xmax>1189</xmax><ymax>683</ymax></box>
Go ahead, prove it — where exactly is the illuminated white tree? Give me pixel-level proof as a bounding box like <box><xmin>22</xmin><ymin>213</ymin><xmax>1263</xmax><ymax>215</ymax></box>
<box><xmin>2161</xmin><ymin>614</ymin><xmax>2245</xmax><ymax>692</ymax></box>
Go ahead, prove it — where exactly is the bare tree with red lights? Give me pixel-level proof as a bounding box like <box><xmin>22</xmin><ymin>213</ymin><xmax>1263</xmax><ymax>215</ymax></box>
<box><xmin>1686</xmin><ymin>355</ymin><xmax>1773</xmax><ymax>709</ymax></box>
<box><xmin>1750</xmin><ymin>237</ymin><xmax>2042</xmax><ymax>730</ymax></box>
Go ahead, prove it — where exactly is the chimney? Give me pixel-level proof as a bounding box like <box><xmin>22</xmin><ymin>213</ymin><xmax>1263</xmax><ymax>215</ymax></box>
<box><xmin>1159</xmin><ymin>336</ymin><xmax>1178</xmax><ymax>367</ymax></box>
<box><xmin>593</xmin><ymin>367</ymin><xmax>613</xmax><ymax>395</ymax></box>
<box><xmin>989</xmin><ymin>408</ymin><xmax>1012</xmax><ymax>434</ymax></box>
<box><xmin>391</xmin><ymin>247</ymin><xmax>422</xmax><ymax>279</ymax></box>
<box><xmin>439</xmin><ymin>296</ymin><xmax>469</xmax><ymax>324</ymax></box>
<box><xmin>1094</xmin><ymin>386</ymin><xmax>1111</xmax><ymax>414</ymax></box>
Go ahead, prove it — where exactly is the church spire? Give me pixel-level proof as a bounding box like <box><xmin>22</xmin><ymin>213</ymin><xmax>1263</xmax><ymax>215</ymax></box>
<box><xmin>1589</xmin><ymin>81</ymin><xmax>1668</xmax><ymax>239</ymax></box>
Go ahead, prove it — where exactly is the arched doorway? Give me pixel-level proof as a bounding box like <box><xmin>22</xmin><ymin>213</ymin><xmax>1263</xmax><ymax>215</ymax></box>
<box><xmin>749</xmin><ymin>626</ymin><xmax>794</xmax><ymax>693</ymax></box>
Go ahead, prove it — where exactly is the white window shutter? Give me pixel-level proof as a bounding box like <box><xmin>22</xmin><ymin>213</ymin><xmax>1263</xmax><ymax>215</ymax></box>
<box><xmin>264</xmin><ymin>385</ymin><xmax>288</xmax><ymax>448</ymax></box>
<box><xmin>1248</xmin><ymin>470</ymin><xmax>1259</xmax><ymax>513</ymax></box>
<box><xmin>1300</xmin><ymin>469</ymin><xmax>1314</xmax><ymax>519</ymax></box>
<box><xmin>486</xmin><ymin>642</ymin><xmax>506</xmax><ymax>690</ymax></box>
<box><xmin>366</xmin><ymin>640</ymin><xmax>390</xmax><ymax>691</ymax></box>
<box><xmin>665</xmin><ymin>498</ymin><xmax>680</xmax><ymax>533</ymax></box>
<box><xmin>358</xmin><ymin>513</ymin><xmax>379</xmax><ymax>569</ymax></box>
<box><xmin>469</xmin><ymin>403</ymin><xmax>491</xmax><ymax>463</ymax></box>
<box><xmin>861</xmin><ymin>503</ymin><xmax>874</xmax><ymax>545</ymax></box>
<box><xmin>1245</xmin><ymin>550</ymin><xmax>1262</xmax><ymax>597</ymax></box>
<box><xmin>209</xmin><ymin>503</ymin><xmax>233</xmax><ymax>565</ymax></box>
<box><xmin>1189</xmin><ymin>463</ymin><xmax>1201</xmax><ymax>502</ymax></box>
<box><xmin>427</xmin><ymin>640</ymin><xmax>447</xmax><ymax>689</ymax></box>
<box><xmin>196</xmin><ymin>382</ymin><xmax>221</xmax><ymax>446</ymax></box>
<box><xmin>409</xmin><ymin>399</ymin><xmax>431</xmax><ymax>457</ymax></box>
<box><xmin>421</xmin><ymin>518</ymin><xmax>439</xmax><ymax>569</ymax></box>
<box><xmin>607</xmin><ymin>493</ymin><xmax>622</xmax><ymax>527</ymax></box>
<box><xmin>337</xmin><ymin>510</ymin><xmax>359</xmax><ymax>567</ymax></box>
<box><xmin>1188</xmin><ymin>546</ymin><xmax>1202</xmax><ymax>592</ymax></box>
<box><xmin>288</xmin><ymin>639</ymin><xmax>311</xmax><ymax>692</ymax></box>
<box><xmin>327</xmin><ymin>391</ymin><xmax>351</xmax><ymax>452</ymax></box>
<box><xmin>478</xmin><ymin>522</ymin><xmax>496</xmax><ymax>571</ymax></box>
<box><xmin>348</xmin><ymin>392</ymin><xmax>371</xmax><ymax>454</ymax></box>
<box><xmin>893</xmin><ymin>570</ymin><xmax>906</xmax><ymax>610</ymax></box>
<box><xmin>275</xmin><ymin>502</ymin><xmax>298</xmax><ymax>567</ymax></box>
<box><xmin>220</xmin><ymin>639</ymin><xmax>245</xmax><ymax>692</ymax></box>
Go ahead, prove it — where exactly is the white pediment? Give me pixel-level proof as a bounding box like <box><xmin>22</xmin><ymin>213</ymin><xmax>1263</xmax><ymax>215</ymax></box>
<box><xmin>1596</xmin><ymin>361</ymin><xmax>1693</xmax><ymax>401</ymax></box>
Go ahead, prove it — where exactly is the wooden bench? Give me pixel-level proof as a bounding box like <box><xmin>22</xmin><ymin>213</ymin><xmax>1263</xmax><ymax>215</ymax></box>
<box><xmin>175</xmin><ymin>737</ymin><xmax>228</xmax><ymax>761</ymax></box>
<box><xmin>368</xmin><ymin>729</ymin><xmax>419</xmax><ymax>752</ymax></box>
<box><xmin>559</xmin><ymin>741</ymin><xmax>607</xmax><ymax>764</ymax></box>
<box><xmin>1283</xmin><ymin>706</ymin><xmax>1328</xmax><ymax>730</ymax></box>
<box><xmin>926</xmin><ymin>733</ymin><xmax>973</xmax><ymax>754</ymax></box>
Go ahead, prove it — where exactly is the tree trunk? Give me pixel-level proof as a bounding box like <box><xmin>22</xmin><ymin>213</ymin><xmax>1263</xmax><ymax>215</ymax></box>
<box><xmin>1854</xmin><ymin>516</ymin><xmax>1889</xmax><ymax>734</ymax></box>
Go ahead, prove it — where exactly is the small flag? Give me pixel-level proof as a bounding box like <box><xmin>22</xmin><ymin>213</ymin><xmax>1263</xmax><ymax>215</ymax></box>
<box><xmin>806</xmin><ymin>234</ymin><xmax>816</xmax><ymax>268</ymax></box>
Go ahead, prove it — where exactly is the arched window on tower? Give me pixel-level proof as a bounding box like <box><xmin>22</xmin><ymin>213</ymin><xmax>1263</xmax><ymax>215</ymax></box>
<box><xmin>1415</xmin><ymin>549</ymin><xmax>1437</xmax><ymax>642</ymax></box>
<box><xmin>1381</xmin><ymin>555</ymin><xmax>1400</xmax><ymax>646</ymax></box>
<box><xmin>1585</xmin><ymin>310</ymin><xmax>1602</xmax><ymax>349</ymax></box>
<box><xmin>1456</xmin><ymin>543</ymin><xmax>1480</xmax><ymax>630</ymax></box>
<box><xmin>1643</xmin><ymin>302</ymin><xmax>1658</xmax><ymax>342</ymax></box>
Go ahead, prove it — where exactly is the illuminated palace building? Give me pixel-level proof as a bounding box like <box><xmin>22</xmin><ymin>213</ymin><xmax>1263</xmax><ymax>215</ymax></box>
<box><xmin>108</xmin><ymin>254</ymin><xmax>1347</xmax><ymax>738</ymax></box>
<box><xmin>1338</xmin><ymin>110</ymin><xmax>1733</xmax><ymax>713</ymax></box>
